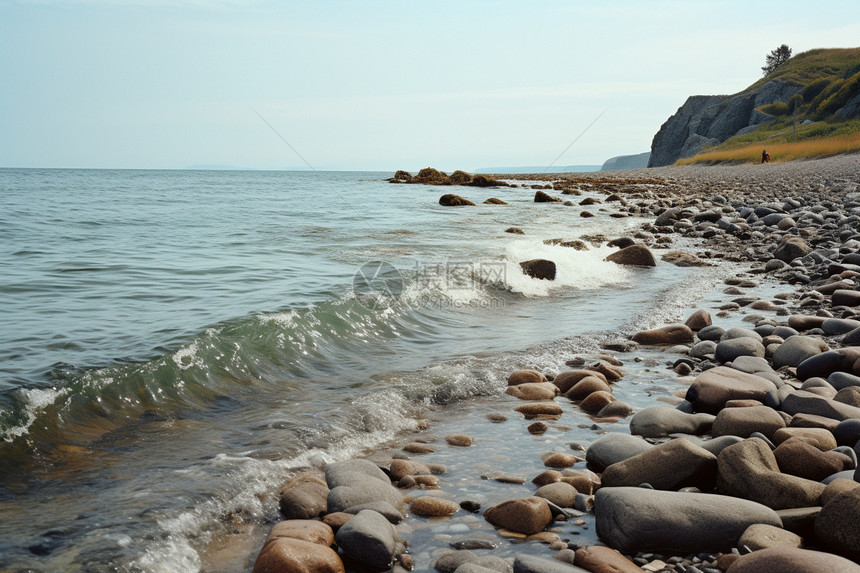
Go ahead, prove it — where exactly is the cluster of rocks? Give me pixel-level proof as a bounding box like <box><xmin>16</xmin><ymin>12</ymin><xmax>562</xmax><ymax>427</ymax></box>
<box><xmin>248</xmin><ymin>157</ymin><xmax>860</xmax><ymax>572</ymax></box>
<box><xmin>390</xmin><ymin>168</ymin><xmax>508</xmax><ymax>189</ymax></box>
<box><xmin>584</xmin><ymin>302</ymin><xmax>860</xmax><ymax>570</ymax></box>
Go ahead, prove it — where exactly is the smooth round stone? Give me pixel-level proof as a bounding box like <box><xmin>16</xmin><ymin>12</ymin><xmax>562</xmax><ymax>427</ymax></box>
<box><xmin>410</xmin><ymin>497</ymin><xmax>460</xmax><ymax>517</ymax></box>
<box><xmin>697</xmin><ymin>325</ymin><xmax>726</xmax><ymax>342</ymax></box>
<box><xmin>830</xmin><ymin>371</ymin><xmax>860</xmax><ymax>390</ymax></box>
<box><xmin>253</xmin><ymin>537</ymin><xmax>344</xmax><ymax>573</ymax></box>
<box><xmin>445</xmin><ymin>435</ymin><xmax>474</xmax><ymax>447</ymax></box>
<box><xmin>754</xmin><ymin>324</ymin><xmax>777</xmax><ymax>337</ymax></box>
<box><xmin>542</xmin><ymin>453</ymin><xmax>580</xmax><ymax>468</ymax></box>
<box><xmin>772</xmin><ymin>335</ymin><xmax>830</xmax><ymax>368</ymax></box>
<box><xmin>507</xmin><ymin>370</ymin><xmax>546</xmax><ymax>386</ymax></box>
<box><xmin>715</xmin><ymin>337</ymin><xmax>765</xmax><ymax>363</ymax></box>
<box><xmin>586</xmin><ymin>434</ymin><xmax>652</xmax><ymax>472</ymax></box>
<box><xmin>690</xmin><ymin>340</ymin><xmax>717</xmax><ymax>359</ymax></box>
<box><xmin>843</xmin><ymin>327</ymin><xmax>860</xmax><ymax>345</ymax></box>
<box><xmin>534</xmin><ymin>482</ymin><xmax>578</xmax><ymax>508</ymax></box>
<box><xmin>483</xmin><ymin>497</ymin><xmax>552</xmax><ymax>535</ymax></box>
<box><xmin>822</xmin><ymin>318</ymin><xmax>860</xmax><ymax>335</ymax></box>
<box><xmin>685</xmin><ymin>309</ymin><xmax>712</xmax><ymax>331</ymax></box>
<box><xmin>772</xmin><ymin>325</ymin><xmax>799</xmax><ymax>338</ymax></box>
<box><xmin>835</xmin><ymin>419</ymin><xmax>860</xmax><ymax>447</ymax></box>
<box><xmin>738</xmin><ymin>523</ymin><xmax>802</xmax><ymax>551</ymax></box>
<box><xmin>832</xmin><ymin>289</ymin><xmax>860</xmax><ymax>307</ymax></box>
<box><xmin>721</xmin><ymin>327</ymin><xmax>763</xmax><ymax>342</ymax></box>
<box><xmin>726</xmin><ymin>547</ymin><xmax>860</xmax><ymax>572</ymax></box>
<box><xmin>815</xmin><ymin>488</ymin><xmax>860</xmax><ymax>556</ymax></box>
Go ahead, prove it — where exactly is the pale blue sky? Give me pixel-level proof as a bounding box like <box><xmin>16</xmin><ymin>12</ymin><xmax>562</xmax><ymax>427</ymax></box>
<box><xmin>2</xmin><ymin>0</ymin><xmax>859</xmax><ymax>170</ymax></box>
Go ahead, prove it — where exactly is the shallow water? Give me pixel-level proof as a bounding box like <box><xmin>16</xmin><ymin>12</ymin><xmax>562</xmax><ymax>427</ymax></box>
<box><xmin>0</xmin><ymin>168</ymin><xmax>741</xmax><ymax>571</ymax></box>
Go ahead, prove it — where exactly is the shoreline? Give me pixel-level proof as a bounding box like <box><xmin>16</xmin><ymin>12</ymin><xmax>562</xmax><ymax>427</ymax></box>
<box><xmin>227</xmin><ymin>154</ymin><xmax>860</xmax><ymax>572</ymax></box>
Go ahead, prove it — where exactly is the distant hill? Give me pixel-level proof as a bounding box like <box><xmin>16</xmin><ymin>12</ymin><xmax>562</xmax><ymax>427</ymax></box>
<box><xmin>600</xmin><ymin>152</ymin><xmax>650</xmax><ymax>171</ymax></box>
<box><xmin>649</xmin><ymin>47</ymin><xmax>860</xmax><ymax>166</ymax></box>
<box><xmin>474</xmin><ymin>165</ymin><xmax>601</xmax><ymax>174</ymax></box>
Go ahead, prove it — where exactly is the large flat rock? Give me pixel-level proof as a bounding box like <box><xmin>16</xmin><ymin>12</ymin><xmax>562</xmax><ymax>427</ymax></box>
<box><xmin>594</xmin><ymin>486</ymin><xmax>781</xmax><ymax>553</ymax></box>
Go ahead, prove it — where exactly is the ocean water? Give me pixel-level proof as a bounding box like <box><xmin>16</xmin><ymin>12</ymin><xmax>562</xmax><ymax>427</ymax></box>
<box><xmin>0</xmin><ymin>168</ymin><xmax>725</xmax><ymax>571</ymax></box>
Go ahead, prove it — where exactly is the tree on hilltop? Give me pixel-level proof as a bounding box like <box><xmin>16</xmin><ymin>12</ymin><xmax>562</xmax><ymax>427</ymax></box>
<box><xmin>762</xmin><ymin>44</ymin><xmax>792</xmax><ymax>76</ymax></box>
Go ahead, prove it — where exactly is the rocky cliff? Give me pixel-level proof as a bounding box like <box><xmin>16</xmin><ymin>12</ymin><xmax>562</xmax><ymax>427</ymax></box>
<box><xmin>601</xmin><ymin>152</ymin><xmax>650</xmax><ymax>171</ymax></box>
<box><xmin>648</xmin><ymin>80</ymin><xmax>801</xmax><ymax>167</ymax></box>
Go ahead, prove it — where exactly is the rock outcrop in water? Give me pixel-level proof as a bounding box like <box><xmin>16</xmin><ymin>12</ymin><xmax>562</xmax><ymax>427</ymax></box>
<box><xmin>648</xmin><ymin>80</ymin><xmax>801</xmax><ymax>167</ymax></box>
<box><xmin>389</xmin><ymin>168</ymin><xmax>508</xmax><ymax>188</ymax></box>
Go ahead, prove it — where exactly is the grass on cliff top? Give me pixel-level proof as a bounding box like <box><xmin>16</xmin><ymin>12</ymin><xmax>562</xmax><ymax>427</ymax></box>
<box><xmin>748</xmin><ymin>47</ymin><xmax>860</xmax><ymax>90</ymax></box>
<box><xmin>676</xmin><ymin>123</ymin><xmax>860</xmax><ymax>165</ymax></box>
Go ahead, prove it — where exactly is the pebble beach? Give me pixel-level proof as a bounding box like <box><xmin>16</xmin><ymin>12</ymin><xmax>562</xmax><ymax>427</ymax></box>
<box><xmin>246</xmin><ymin>154</ymin><xmax>860</xmax><ymax>573</ymax></box>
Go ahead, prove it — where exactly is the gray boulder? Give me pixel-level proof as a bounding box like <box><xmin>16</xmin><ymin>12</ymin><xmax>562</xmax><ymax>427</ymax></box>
<box><xmin>716</xmin><ymin>438</ymin><xmax>825</xmax><ymax>509</ymax></box>
<box><xmin>814</xmin><ymin>487</ymin><xmax>860</xmax><ymax>557</ymax></box>
<box><xmin>325</xmin><ymin>459</ymin><xmax>389</xmax><ymax>487</ymax></box>
<box><xmin>687</xmin><ymin>366</ymin><xmax>778</xmax><ymax>413</ymax></box>
<box><xmin>772</xmin><ymin>336</ymin><xmax>829</xmax><ymax>368</ymax></box>
<box><xmin>327</xmin><ymin>477</ymin><xmax>403</xmax><ymax>514</ymax></box>
<box><xmin>721</xmin><ymin>328</ymin><xmax>763</xmax><ymax>342</ymax></box>
<box><xmin>594</xmin><ymin>486</ymin><xmax>781</xmax><ymax>552</ymax></box>
<box><xmin>585</xmin><ymin>433</ymin><xmax>653</xmax><ymax>472</ymax></box>
<box><xmin>629</xmin><ymin>406</ymin><xmax>715</xmax><ymax>438</ymax></box>
<box><xmin>711</xmin><ymin>405</ymin><xmax>787</xmax><ymax>439</ymax></box>
<box><xmin>774</xmin><ymin>238</ymin><xmax>812</xmax><ymax>263</ymax></box>
<box><xmin>435</xmin><ymin>551</ymin><xmax>512</xmax><ymax>573</ymax></box>
<box><xmin>727</xmin><ymin>547</ymin><xmax>860</xmax><ymax>572</ymax></box>
<box><xmin>715</xmin><ymin>337</ymin><xmax>766</xmax><ymax>363</ymax></box>
<box><xmin>781</xmin><ymin>392</ymin><xmax>860</xmax><ymax>421</ymax></box>
<box><xmin>822</xmin><ymin>318</ymin><xmax>860</xmax><ymax>335</ymax></box>
<box><xmin>601</xmin><ymin>438</ymin><xmax>717</xmax><ymax>491</ymax></box>
<box><xmin>335</xmin><ymin>509</ymin><xmax>405</xmax><ymax>569</ymax></box>
<box><xmin>690</xmin><ymin>340</ymin><xmax>717</xmax><ymax>359</ymax></box>
<box><xmin>830</xmin><ymin>371</ymin><xmax>860</xmax><ymax>390</ymax></box>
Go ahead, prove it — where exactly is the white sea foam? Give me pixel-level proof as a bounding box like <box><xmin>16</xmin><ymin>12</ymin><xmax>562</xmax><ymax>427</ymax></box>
<box><xmin>132</xmin><ymin>386</ymin><xmax>421</xmax><ymax>572</ymax></box>
<box><xmin>503</xmin><ymin>240</ymin><xmax>631</xmax><ymax>297</ymax></box>
<box><xmin>259</xmin><ymin>309</ymin><xmax>299</xmax><ymax>327</ymax></box>
<box><xmin>2</xmin><ymin>386</ymin><xmax>67</xmax><ymax>441</ymax></box>
<box><xmin>171</xmin><ymin>340</ymin><xmax>204</xmax><ymax>371</ymax></box>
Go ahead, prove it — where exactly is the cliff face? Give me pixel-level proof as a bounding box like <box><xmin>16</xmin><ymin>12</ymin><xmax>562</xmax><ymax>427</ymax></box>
<box><xmin>648</xmin><ymin>80</ymin><xmax>801</xmax><ymax>167</ymax></box>
<box><xmin>601</xmin><ymin>152</ymin><xmax>650</xmax><ymax>171</ymax></box>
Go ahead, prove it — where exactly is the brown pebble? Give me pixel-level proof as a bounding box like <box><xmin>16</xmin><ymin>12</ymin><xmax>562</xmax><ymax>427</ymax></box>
<box><xmin>414</xmin><ymin>475</ymin><xmax>440</xmax><ymax>487</ymax></box>
<box><xmin>410</xmin><ymin>496</ymin><xmax>459</xmax><ymax>517</ymax></box>
<box><xmin>486</xmin><ymin>413</ymin><xmax>508</xmax><ymax>423</ymax></box>
<box><xmin>528</xmin><ymin>422</ymin><xmax>548</xmax><ymax>435</ymax></box>
<box><xmin>542</xmin><ymin>452</ymin><xmax>581</xmax><ymax>468</ymax></box>
<box><xmin>514</xmin><ymin>402</ymin><xmax>563</xmax><ymax>419</ymax></box>
<box><xmin>397</xmin><ymin>476</ymin><xmax>417</xmax><ymax>488</ymax></box>
<box><xmin>321</xmin><ymin>512</ymin><xmax>354</xmax><ymax>532</ymax></box>
<box><xmin>399</xmin><ymin>553</ymin><xmax>414</xmax><ymax>570</ymax></box>
<box><xmin>403</xmin><ymin>442</ymin><xmax>436</xmax><ymax>454</ymax></box>
<box><xmin>445</xmin><ymin>434</ymin><xmax>473</xmax><ymax>447</ymax></box>
<box><xmin>532</xmin><ymin>470</ymin><xmax>563</xmax><ymax>486</ymax></box>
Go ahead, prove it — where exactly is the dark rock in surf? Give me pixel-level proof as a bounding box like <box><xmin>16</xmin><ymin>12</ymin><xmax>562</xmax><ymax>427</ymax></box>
<box><xmin>520</xmin><ymin>259</ymin><xmax>556</xmax><ymax>281</ymax></box>
<box><xmin>439</xmin><ymin>194</ymin><xmax>475</xmax><ymax>206</ymax></box>
<box><xmin>605</xmin><ymin>245</ymin><xmax>656</xmax><ymax>267</ymax></box>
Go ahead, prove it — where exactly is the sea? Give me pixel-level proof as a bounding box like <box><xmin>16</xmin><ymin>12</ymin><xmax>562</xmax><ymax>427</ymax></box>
<box><xmin>0</xmin><ymin>168</ymin><xmax>735</xmax><ymax>571</ymax></box>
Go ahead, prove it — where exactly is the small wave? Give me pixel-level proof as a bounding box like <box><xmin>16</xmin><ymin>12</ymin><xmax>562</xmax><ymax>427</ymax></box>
<box><xmin>502</xmin><ymin>240</ymin><xmax>631</xmax><ymax>297</ymax></box>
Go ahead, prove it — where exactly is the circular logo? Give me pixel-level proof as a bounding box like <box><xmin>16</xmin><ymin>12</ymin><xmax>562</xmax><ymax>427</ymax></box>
<box><xmin>353</xmin><ymin>261</ymin><xmax>404</xmax><ymax>309</ymax></box>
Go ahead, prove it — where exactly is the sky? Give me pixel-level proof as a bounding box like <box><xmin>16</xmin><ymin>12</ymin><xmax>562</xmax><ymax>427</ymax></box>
<box><xmin>1</xmin><ymin>1</ymin><xmax>860</xmax><ymax>171</ymax></box>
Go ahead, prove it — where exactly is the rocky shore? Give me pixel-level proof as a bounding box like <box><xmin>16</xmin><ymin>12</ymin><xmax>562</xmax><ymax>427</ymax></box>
<box><xmin>248</xmin><ymin>155</ymin><xmax>860</xmax><ymax>573</ymax></box>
